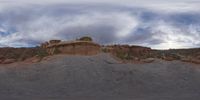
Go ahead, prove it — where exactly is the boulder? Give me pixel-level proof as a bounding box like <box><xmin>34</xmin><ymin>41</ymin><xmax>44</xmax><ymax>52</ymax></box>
<box><xmin>0</xmin><ymin>56</ymin><xmax>4</xmax><ymax>60</ymax></box>
<box><xmin>2</xmin><ymin>59</ymin><xmax>16</xmax><ymax>64</ymax></box>
<box><xmin>42</xmin><ymin>56</ymin><xmax>51</xmax><ymax>61</ymax></box>
<box><xmin>181</xmin><ymin>57</ymin><xmax>191</xmax><ymax>62</ymax></box>
<box><xmin>164</xmin><ymin>57</ymin><xmax>175</xmax><ymax>61</ymax></box>
<box><xmin>196</xmin><ymin>56</ymin><xmax>200</xmax><ymax>60</ymax></box>
<box><xmin>0</xmin><ymin>59</ymin><xmax>3</xmax><ymax>64</ymax></box>
<box><xmin>142</xmin><ymin>58</ymin><xmax>155</xmax><ymax>63</ymax></box>
<box><xmin>133</xmin><ymin>57</ymin><xmax>140</xmax><ymax>61</ymax></box>
<box><xmin>191</xmin><ymin>59</ymin><xmax>200</xmax><ymax>64</ymax></box>
<box><xmin>24</xmin><ymin>56</ymin><xmax>41</xmax><ymax>63</ymax></box>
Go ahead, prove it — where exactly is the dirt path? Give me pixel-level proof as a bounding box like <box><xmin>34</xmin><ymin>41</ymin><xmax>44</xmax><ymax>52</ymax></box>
<box><xmin>0</xmin><ymin>53</ymin><xmax>199</xmax><ymax>100</ymax></box>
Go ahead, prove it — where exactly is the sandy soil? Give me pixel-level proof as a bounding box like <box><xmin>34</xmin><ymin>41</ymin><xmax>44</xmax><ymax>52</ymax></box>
<box><xmin>0</xmin><ymin>53</ymin><xmax>199</xmax><ymax>100</ymax></box>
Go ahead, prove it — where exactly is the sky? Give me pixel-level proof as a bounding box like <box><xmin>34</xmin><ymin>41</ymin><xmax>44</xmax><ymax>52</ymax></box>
<box><xmin>0</xmin><ymin>0</ymin><xmax>200</xmax><ymax>49</ymax></box>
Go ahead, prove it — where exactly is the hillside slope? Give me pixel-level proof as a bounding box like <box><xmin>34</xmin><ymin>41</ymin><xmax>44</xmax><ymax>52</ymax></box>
<box><xmin>0</xmin><ymin>53</ymin><xmax>200</xmax><ymax>100</ymax></box>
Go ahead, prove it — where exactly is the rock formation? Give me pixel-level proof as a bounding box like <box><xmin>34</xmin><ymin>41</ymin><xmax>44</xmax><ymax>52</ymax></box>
<box><xmin>42</xmin><ymin>37</ymin><xmax>100</xmax><ymax>55</ymax></box>
<box><xmin>102</xmin><ymin>45</ymin><xmax>152</xmax><ymax>60</ymax></box>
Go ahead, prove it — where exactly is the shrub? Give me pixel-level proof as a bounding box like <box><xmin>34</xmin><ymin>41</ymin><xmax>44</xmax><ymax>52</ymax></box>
<box><xmin>37</xmin><ymin>49</ymin><xmax>49</xmax><ymax>58</ymax></box>
<box><xmin>116</xmin><ymin>51</ymin><xmax>132</xmax><ymax>60</ymax></box>
<box><xmin>102</xmin><ymin>48</ymin><xmax>109</xmax><ymax>53</ymax></box>
<box><xmin>53</xmin><ymin>48</ymin><xmax>61</xmax><ymax>54</ymax></box>
<box><xmin>79</xmin><ymin>36</ymin><xmax>93</xmax><ymax>41</ymax></box>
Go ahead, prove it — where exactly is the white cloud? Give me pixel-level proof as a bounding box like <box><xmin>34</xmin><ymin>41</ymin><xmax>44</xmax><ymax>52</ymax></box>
<box><xmin>0</xmin><ymin>28</ymin><xmax>6</xmax><ymax>33</ymax></box>
<box><xmin>150</xmin><ymin>21</ymin><xmax>200</xmax><ymax>49</ymax></box>
<box><xmin>114</xmin><ymin>13</ymin><xmax>139</xmax><ymax>38</ymax></box>
<box><xmin>142</xmin><ymin>3</ymin><xmax>200</xmax><ymax>13</ymax></box>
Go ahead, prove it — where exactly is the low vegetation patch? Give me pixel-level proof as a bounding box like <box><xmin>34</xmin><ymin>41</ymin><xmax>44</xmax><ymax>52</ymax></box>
<box><xmin>36</xmin><ymin>48</ymin><xmax>49</xmax><ymax>58</ymax></box>
<box><xmin>116</xmin><ymin>51</ymin><xmax>132</xmax><ymax>60</ymax></box>
<box><xmin>0</xmin><ymin>47</ymin><xmax>49</xmax><ymax>64</ymax></box>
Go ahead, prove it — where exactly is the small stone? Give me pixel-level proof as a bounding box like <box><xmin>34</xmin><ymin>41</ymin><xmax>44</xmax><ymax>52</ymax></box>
<box><xmin>142</xmin><ymin>58</ymin><xmax>155</xmax><ymax>63</ymax></box>
<box><xmin>181</xmin><ymin>57</ymin><xmax>191</xmax><ymax>62</ymax></box>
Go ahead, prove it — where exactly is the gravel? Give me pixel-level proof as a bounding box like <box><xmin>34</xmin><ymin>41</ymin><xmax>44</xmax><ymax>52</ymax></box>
<box><xmin>0</xmin><ymin>53</ymin><xmax>199</xmax><ymax>100</ymax></box>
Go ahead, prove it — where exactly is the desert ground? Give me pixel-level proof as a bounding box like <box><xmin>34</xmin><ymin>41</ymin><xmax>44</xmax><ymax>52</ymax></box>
<box><xmin>0</xmin><ymin>53</ymin><xmax>199</xmax><ymax>100</ymax></box>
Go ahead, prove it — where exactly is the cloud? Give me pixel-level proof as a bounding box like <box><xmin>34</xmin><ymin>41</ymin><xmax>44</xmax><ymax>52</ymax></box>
<box><xmin>0</xmin><ymin>3</ymin><xmax>199</xmax><ymax>49</ymax></box>
<box><xmin>149</xmin><ymin>21</ymin><xmax>199</xmax><ymax>49</ymax></box>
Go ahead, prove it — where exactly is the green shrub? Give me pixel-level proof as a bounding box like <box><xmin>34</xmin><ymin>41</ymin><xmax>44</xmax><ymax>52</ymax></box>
<box><xmin>79</xmin><ymin>36</ymin><xmax>93</xmax><ymax>41</ymax></box>
<box><xmin>116</xmin><ymin>51</ymin><xmax>132</xmax><ymax>60</ymax></box>
<box><xmin>53</xmin><ymin>48</ymin><xmax>61</xmax><ymax>54</ymax></box>
<box><xmin>102</xmin><ymin>48</ymin><xmax>108</xmax><ymax>53</ymax></box>
<box><xmin>37</xmin><ymin>49</ymin><xmax>49</xmax><ymax>58</ymax></box>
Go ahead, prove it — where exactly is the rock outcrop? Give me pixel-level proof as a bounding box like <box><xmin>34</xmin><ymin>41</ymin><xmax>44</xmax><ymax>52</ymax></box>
<box><xmin>102</xmin><ymin>45</ymin><xmax>151</xmax><ymax>59</ymax></box>
<box><xmin>42</xmin><ymin>37</ymin><xmax>101</xmax><ymax>55</ymax></box>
